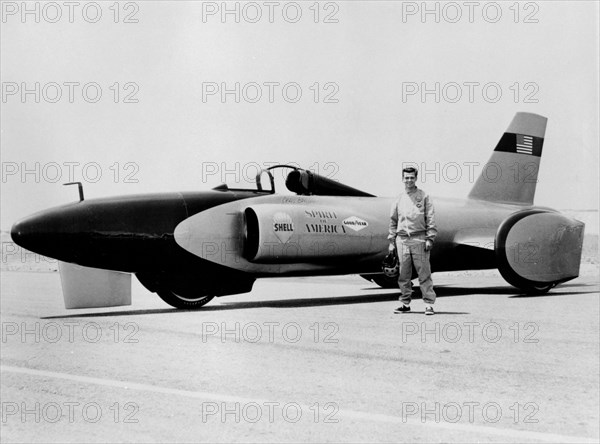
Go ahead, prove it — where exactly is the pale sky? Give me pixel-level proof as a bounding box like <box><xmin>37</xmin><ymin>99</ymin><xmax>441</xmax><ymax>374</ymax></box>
<box><xmin>1</xmin><ymin>1</ymin><xmax>598</xmax><ymax>229</ymax></box>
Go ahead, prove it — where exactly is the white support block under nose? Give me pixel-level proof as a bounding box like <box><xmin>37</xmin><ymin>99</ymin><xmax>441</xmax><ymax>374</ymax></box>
<box><xmin>58</xmin><ymin>262</ymin><xmax>132</xmax><ymax>309</ymax></box>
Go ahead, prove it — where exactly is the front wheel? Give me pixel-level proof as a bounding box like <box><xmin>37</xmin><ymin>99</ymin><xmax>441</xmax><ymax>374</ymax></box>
<box><xmin>156</xmin><ymin>289</ymin><xmax>215</xmax><ymax>309</ymax></box>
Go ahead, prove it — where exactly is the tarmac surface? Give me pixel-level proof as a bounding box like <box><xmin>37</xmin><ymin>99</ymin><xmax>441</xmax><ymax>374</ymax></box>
<box><xmin>1</xmin><ymin>269</ymin><xmax>599</xmax><ymax>443</ymax></box>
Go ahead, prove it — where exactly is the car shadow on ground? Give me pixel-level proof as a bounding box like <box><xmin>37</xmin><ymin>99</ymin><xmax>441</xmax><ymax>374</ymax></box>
<box><xmin>43</xmin><ymin>292</ymin><xmax>402</xmax><ymax>318</ymax></box>
<box><xmin>42</xmin><ymin>282</ymin><xmax>597</xmax><ymax>319</ymax></box>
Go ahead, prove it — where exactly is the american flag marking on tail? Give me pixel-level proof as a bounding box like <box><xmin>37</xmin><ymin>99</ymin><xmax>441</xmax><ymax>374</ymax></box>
<box><xmin>493</xmin><ymin>132</ymin><xmax>543</xmax><ymax>157</ymax></box>
<box><xmin>516</xmin><ymin>134</ymin><xmax>534</xmax><ymax>155</ymax></box>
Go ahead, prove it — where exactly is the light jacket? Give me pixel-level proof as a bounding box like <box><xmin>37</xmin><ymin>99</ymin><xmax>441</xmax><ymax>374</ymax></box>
<box><xmin>388</xmin><ymin>187</ymin><xmax>437</xmax><ymax>242</ymax></box>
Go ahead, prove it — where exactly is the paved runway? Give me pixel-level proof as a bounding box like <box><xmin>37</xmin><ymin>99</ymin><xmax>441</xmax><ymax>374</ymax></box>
<box><xmin>1</xmin><ymin>269</ymin><xmax>599</xmax><ymax>443</ymax></box>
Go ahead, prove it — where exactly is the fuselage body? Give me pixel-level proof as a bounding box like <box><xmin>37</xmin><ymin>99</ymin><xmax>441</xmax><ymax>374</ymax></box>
<box><xmin>11</xmin><ymin>190</ymin><xmax>545</xmax><ymax>277</ymax></box>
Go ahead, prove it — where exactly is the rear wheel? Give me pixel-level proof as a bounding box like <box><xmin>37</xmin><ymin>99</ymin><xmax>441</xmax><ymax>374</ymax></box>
<box><xmin>156</xmin><ymin>289</ymin><xmax>215</xmax><ymax>309</ymax></box>
<box><xmin>521</xmin><ymin>282</ymin><xmax>556</xmax><ymax>295</ymax></box>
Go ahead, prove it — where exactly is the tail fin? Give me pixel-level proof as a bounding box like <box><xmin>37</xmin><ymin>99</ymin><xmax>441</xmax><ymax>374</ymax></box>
<box><xmin>468</xmin><ymin>112</ymin><xmax>547</xmax><ymax>205</ymax></box>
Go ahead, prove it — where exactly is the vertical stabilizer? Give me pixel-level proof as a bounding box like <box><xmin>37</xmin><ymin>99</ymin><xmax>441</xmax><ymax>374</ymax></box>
<box><xmin>468</xmin><ymin>112</ymin><xmax>547</xmax><ymax>205</ymax></box>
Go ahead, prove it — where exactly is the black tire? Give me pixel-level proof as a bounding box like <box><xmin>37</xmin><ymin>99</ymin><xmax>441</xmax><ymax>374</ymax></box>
<box><xmin>521</xmin><ymin>282</ymin><xmax>556</xmax><ymax>295</ymax></box>
<box><xmin>156</xmin><ymin>289</ymin><xmax>215</xmax><ymax>309</ymax></box>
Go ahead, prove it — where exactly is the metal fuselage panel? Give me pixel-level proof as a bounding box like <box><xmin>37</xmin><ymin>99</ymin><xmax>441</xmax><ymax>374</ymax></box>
<box><xmin>174</xmin><ymin>193</ymin><xmax>523</xmax><ymax>276</ymax></box>
<box><xmin>11</xmin><ymin>191</ymin><xmax>543</xmax><ymax>276</ymax></box>
<box><xmin>11</xmin><ymin>191</ymin><xmax>258</xmax><ymax>273</ymax></box>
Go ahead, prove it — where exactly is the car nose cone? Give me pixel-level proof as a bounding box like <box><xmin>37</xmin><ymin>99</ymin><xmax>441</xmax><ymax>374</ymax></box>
<box><xmin>10</xmin><ymin>213</ymin><xmax>54</xmax><ymax>253</ymax></box>
<box><xmin>10</xmin><ymin>203</ymin><xmax>89</xmax><ymax>261</ymax></box>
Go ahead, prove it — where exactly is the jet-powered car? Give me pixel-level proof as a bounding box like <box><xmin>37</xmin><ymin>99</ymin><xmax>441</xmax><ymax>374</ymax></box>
<box><xmin>11</xmin><ymin>112</ymin><xmax>585</xmax><ymax>309</ymax></box>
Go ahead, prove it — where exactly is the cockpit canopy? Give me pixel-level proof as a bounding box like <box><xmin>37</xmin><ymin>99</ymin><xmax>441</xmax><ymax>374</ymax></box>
<box><xmin>213</xmin><ymin>165</ymin><xmax>374</xmax><ymax>197</ymax></box>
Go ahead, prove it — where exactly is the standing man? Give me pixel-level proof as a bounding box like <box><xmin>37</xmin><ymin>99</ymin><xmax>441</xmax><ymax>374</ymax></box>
<box><xmin>388</xmin><ymin>167</ymin><xmax>437</xmax><ymax>315</ymax></box>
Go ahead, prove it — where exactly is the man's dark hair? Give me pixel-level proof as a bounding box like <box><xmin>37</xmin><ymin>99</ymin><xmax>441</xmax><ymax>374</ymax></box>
<box><xmin>402</xmin><ymin>166</ymin><xmax>418</xmax><ymax>177</ymax></box>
